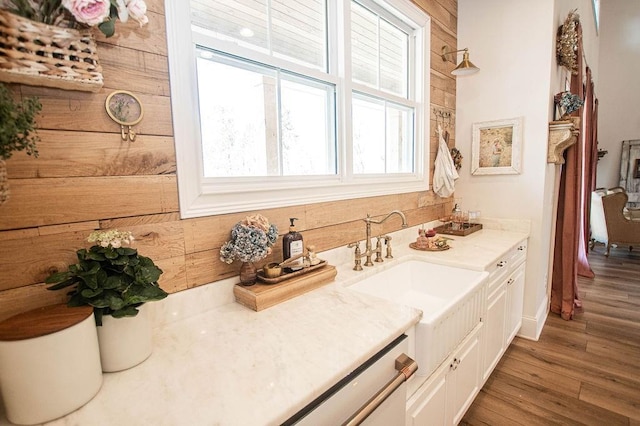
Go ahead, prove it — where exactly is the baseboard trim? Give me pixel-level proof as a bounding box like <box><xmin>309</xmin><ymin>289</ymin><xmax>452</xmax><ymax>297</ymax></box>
<box><xmin>517</xmin><ymin>296</ymin><xmax>549</xmax><ymax>341</ymax></box>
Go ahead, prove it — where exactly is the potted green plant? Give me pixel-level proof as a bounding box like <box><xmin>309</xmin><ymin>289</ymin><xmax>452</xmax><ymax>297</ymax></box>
<box><xmin>0</xmin><ymin>82</ymin><xmax>41</xmax><ymax>205</ymax></box>
<box><xmin>46</xmin><ymin>229</ymin><xmax>168</xmax><ymax>372</ymax></box>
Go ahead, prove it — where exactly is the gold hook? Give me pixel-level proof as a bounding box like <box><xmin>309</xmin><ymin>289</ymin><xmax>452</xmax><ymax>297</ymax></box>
<box><xmin>128</xmin><ymin>126</ymin><xmax>136</xmax><ymax>142</ymax></box>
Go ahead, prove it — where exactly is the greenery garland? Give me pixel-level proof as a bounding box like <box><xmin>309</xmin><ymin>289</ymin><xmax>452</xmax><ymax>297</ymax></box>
<box><xmin>0</xmin><ymin>83</ymin><xmax>41</xmax><ymax>160</ymax></box>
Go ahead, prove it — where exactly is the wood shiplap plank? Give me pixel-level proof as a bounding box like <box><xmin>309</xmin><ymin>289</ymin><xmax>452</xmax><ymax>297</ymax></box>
<box><xmin>0</xmin><ymin>176</ymin><xmax>179</xmax><ymax>231</ymax></box>
<box><xmin>5</xmin><ymin>130</ymin><xmax>176</xmax><ymax>178</ymax></box>
<box><xmin>19</xmin><ymin>86</ymin><xmax>173</xmax><ymax>136</ymax></box>
<box><xmin>154</xmin><ymin>256</ymin><xmax>189</xmax><ymax>294</ymax></box>
<box><xmin>185</xmin><ymin>249</ymin><xmax>237</xmax><ymax>288</ymax></box>
<box><xmin>0</xmin><ymin>284</ymin><xmax>69</xmax><ymax>323</ymax></box>
<box><xmin>412</xmin><ymin>0</ymin><xmax>456</xmax><ymax>31</ymax></box>
<box><xmin>0</xmin><ymin>218</ymin><xmax>183</xmax><ymax>290</ymax></box>
<box><xmin>98</xmin><ymin>44</ymin><xmax>171</xmax><ymax>96</ymax></box>
<box><xmin>182</xmin><ymin>195</ymin><xmax>431</xmax><ymax>256</ymax></box>
<box><xmin>0</xmin><ymin>230</ymin><xmax>93</xmax><ymax>290</ymax></box>
<box><xmin>95</xmin><ymin>10</ymin><xmax>168</xmax><ymax>56</ymax></box>
<box><xmin>0</xmin><ymin>228</ymin><xmax>39</xmax><ymax>241</ymax></box>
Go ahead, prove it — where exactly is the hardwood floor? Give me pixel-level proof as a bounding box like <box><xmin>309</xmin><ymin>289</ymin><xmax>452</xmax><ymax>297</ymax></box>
<box><xmin>461</xmin><ymin>244</ymin><xmax>640</xmax><ymax>425</ymax></box>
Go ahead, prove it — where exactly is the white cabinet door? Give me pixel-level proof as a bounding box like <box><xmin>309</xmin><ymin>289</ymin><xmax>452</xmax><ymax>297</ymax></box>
<box><xmin>407</xmin><ymin>368</ymin><xmax>447</xmax><ymax>426</ymax></box>
<box><xmin>505</xmin><ymin>263</ymin><xmax>526</xmax><ymax>346</ymax></box>
<box><xmin>447</xmin><ymin>326</ymin><xmax>482</xmax><ymax>426</ymax></box>
<box><xmin>407</xmin><ymin>325</ymin><xmax>482</xmax><ymax>426</ymax></box>
<box><xmin>481</xmin><ymin>285</ymin><xmax>507</xmax><ymax>384</ymax></box>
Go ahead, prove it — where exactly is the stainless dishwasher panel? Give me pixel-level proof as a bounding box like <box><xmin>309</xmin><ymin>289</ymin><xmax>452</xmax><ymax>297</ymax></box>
<box><xmin>285</xmin><ymin>334</ymin><xmax>416</xmax><ymax>426</ymax></box>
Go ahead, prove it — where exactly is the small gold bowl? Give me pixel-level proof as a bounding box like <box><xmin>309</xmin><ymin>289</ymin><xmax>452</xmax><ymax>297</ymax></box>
<box><xmin>263</xmin><ymin>263</ymin><xmax>282</xmax><ymax>278</ymax></box>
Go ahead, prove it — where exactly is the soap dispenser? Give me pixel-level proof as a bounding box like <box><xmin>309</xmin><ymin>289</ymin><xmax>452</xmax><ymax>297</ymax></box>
<box><xmin>283</xmin><ymin>218</ymin><xmax>304</xmax><ymax>272</ymax></box>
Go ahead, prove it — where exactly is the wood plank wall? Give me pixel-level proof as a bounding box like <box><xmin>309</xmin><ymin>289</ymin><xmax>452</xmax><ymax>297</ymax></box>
<box><xmin>0</xmin><ymin>0</ymin><xmax>458</xmax><ymax>322</ymax></box>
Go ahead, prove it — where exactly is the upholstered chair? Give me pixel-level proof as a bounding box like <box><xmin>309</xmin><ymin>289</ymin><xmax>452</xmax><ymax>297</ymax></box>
<box><xmin>601</xmin><ymin>190</ymin><xmax>640</xmax><ymax>256</ymax></box>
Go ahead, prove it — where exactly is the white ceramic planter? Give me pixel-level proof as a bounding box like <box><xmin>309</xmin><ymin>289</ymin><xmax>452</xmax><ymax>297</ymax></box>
<box><xmin>97</xmin><ymin>304</ymin><xmax>153</xmax><ymax>372</ymax></box>
<box><xmin>0</xmin><ymin>305</ymin><xmax>102</xmax><ymax>425</ymax></box>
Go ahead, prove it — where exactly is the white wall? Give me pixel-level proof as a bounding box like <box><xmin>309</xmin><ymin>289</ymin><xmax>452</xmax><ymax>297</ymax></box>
<box><xmin>456</xmin><ymin>0</ymin><xmax>599</xmax><ymax>339</ymax></box>
<box><xmin>596</xmin><ymin>1</ymin><xmax>640</xmax><ymax>189</ymax></box>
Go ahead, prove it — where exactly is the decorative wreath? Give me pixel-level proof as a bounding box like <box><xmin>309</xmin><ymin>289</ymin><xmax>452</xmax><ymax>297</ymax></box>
<box><xmin>556</xmin><ymin>9</ymin><xmax>581</xmax><ymax>75</ymax></box>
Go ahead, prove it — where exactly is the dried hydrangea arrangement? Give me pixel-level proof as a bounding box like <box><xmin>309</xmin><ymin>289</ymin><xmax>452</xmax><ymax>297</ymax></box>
<box><xmin>554</xmin><ymin>91</ymin><xmax>584</xmax><ymax>119</ymax></box>
<box><xmin>220</xmin><ymin>214</ymin><xmax>279</xmax><ymax>264</ymax></box>
<box><xmin>556</xmin><ymin>9</ymin><xmax>581</xmax><ymax>75</ymax></box>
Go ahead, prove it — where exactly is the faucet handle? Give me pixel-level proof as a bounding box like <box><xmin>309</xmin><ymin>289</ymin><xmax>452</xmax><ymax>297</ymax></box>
<box><xmin>384</xmin><ymin>235</ymin><xmax>393</xmax><ymax>259</ymax></box>
<box><xmin>375</xmin><ymin>236</ymin><xmax>384</xmax><ymax>262</ymax></box>
<box><xmin>348</xmin><ymin>241</ymin><xmax>363</xmax><ymax>271</ymax></box>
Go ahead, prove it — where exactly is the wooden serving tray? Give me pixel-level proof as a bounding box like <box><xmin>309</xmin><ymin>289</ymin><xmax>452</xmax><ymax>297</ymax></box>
<box><xmin>234</xmin><ymin>264</ymin><xmax>337</xmax><ymax>312</ymax></box>
<box><xmin>434</xmin><ymin>222</ymin><xmax>483</xmax><ymax>236</ymax></box>
<box><xmin>257</xmin><ymin>260</ymin><xmax>328</xmax><ymax>284</ymax></box>
<box><xmin>409</xmin><ymin>242</ymin><xmax>450</xmax><ymax>252</ymax></box>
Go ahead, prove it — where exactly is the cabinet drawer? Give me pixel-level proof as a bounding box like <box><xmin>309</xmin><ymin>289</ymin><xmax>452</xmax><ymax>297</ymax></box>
<box><xmin>485</xmin><ymin>262</ymin><xmax>510</xmax><ymax>295</ymax></box>
<box><xmin>507</xmin><ymin>240</ymin><xmax>527</xmax><ymax>270</ymax></box>
<box><xmin>486</xmin><ymin>239</ymin><xmax>528</xmax><ymax>295</ymax></box>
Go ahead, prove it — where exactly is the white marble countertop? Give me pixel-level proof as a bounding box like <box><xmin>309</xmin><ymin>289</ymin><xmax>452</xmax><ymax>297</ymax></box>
<box><xmin>0</xmin><ymin>221</ymin><xmax>528</xmax><ymax>426</ymax></box>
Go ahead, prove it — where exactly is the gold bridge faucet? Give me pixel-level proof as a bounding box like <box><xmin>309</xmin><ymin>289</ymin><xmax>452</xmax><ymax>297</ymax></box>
<box><xmin>348</xmin><ymin>210</ymin><xmax>408</xmax><ymax>271</ymax></box>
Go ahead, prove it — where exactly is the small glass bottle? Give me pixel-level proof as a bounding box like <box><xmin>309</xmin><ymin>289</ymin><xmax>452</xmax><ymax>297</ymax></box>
<box><xmin>451</xmin><ymin>204</ymin><xmax>462</xmax><ymax>230</ymax></box>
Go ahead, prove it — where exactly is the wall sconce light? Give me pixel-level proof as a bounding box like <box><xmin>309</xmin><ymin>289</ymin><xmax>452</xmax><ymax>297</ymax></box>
<box><xmin>441</xmin><ymin>46</ymin><xmax>480</xmax><ymax>76</ymax></box>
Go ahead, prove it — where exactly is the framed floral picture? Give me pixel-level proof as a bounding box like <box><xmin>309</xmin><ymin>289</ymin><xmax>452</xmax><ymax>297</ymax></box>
<box><xmin>471</xmin><ymin>117</ymin><xmax>523</xmax><ymax>175</ymax></box>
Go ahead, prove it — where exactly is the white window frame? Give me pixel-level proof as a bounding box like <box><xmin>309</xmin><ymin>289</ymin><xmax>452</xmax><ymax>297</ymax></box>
<box><xmin>165</xmin><ymin>0</ymin><xmax>430</xmax><ymax>218</ymax></box>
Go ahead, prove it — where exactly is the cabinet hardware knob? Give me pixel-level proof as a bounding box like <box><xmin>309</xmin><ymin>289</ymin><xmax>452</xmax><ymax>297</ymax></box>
<box><xmin>497</xmin><ymin>260</ymin><xmax>507</xmax><ymax>267</ymax></box>
<box><xmin>518</xmin><ymin>246</ymin><xmax>525</xmax><ymax>251</ymax></box>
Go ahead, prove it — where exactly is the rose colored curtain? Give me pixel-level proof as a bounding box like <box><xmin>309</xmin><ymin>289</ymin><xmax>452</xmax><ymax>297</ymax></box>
<box><xmin>551</xmin><ymin>133</ymin><xmax>583</xmax><ymax>319</ymax></box>
<box><xmin>577</xmin><ymin>67</ymin><xmax>597</xmax><ymax>278</ymax></box>
<box><xmin>551</xmin><ymin>21</ymin><xmax>589</xmax><ymax>320</ymax></box>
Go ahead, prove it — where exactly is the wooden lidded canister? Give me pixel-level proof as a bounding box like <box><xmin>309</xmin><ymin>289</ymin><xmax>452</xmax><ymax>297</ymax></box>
<box><xmin>0</xmin><ymin>304</ymin><xmax>102</xmax><ymax>425</ymax></box>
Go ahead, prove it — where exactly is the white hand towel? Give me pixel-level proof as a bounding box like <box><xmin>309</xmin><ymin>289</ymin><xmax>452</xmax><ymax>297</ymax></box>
<box><xmin>433</xmin><ymin>125</ymin><xmax>459</xmax><ymax>198</ymax></box>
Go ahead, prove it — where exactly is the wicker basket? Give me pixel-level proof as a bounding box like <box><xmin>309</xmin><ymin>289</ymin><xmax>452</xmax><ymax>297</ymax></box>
<box><xmin>0</xmin><ymin>159</ymin><xmax>8</xmax><ymax>205</ymax></box>
<box><xmin>0</xmin><ymin>10</ymin><xmax>103</xmax><ymax>92</ymax></box>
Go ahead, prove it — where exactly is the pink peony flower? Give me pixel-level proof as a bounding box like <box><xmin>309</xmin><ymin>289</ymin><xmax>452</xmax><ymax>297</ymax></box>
<box><xmin>126</xmin><ymin>0</ymin><xmax>149</xmax><ymax>27</ymax></box>
<box><xmin>62</xmin><ymin>0</ymin><xmax>111</xmax><ymax>27</ymax></box>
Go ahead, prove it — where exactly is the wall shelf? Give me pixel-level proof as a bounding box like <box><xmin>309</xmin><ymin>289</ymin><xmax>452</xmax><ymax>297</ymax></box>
<box><xmin>548</xmin><ymin>117</ymin><xmax>580</xmax><ymax>164</ymax></box>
